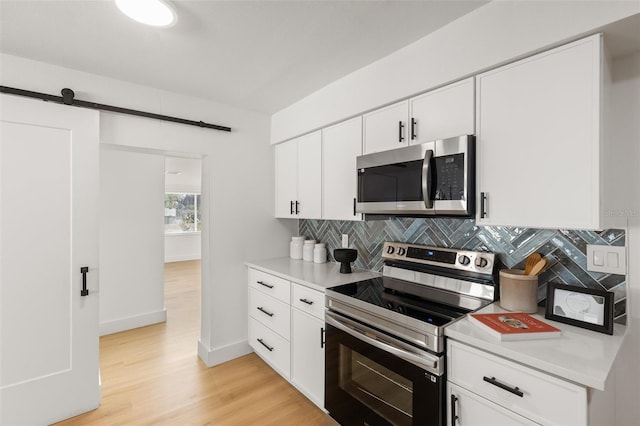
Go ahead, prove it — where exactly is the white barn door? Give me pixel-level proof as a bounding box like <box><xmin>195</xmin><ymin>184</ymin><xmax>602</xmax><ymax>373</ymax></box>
<box><xmin>0</xmin><ymin>94</ymin><xmax>100</xmax><ymax>424</ymax></box>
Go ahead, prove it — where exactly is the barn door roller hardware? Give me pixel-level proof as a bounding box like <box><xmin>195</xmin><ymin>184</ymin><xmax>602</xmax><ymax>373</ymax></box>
<box><xmin>0</xmin><ymin>85</ymin><xmax>231</xmax><ymax>132</ymax></box>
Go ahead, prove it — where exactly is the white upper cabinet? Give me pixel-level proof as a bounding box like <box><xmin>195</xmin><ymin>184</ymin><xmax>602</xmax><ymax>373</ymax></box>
<box><xmin>362</xmin><ymin>101</ymin><xmax>409</xmax><ymax>154</ymax></box>
<box><xmin>275</xmin><ymin>131</ymin><xmax>322</xmax><ymax>219</ymax></box>
<box><xmin>322</xmin><ymin>117</ymin><xmax>363</xmax><ymax>221</ymax></box>
<box><xmin>409</xmin><ymin>77</ymin><xmax>475</xmax><ymax>145</ymax></box>
<box><xmin>476</xmin><ymin>34</ymin><xmax>604</xmax><ymax>229</ymax></box>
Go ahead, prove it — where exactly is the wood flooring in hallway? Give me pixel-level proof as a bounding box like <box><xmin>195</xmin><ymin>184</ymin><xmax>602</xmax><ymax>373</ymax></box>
<box><xmin>56</xmin><ymin>260</ymin><xmax>325</xmax><ymax>425</ymax></box>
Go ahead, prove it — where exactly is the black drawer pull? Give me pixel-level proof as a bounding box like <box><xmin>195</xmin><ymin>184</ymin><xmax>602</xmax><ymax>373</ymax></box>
<box><xmin>257</xmin><ymin>280</ymin><xmax>274</xmax><ymax>289</ymax></box>
<box><xmin>257</xmin><ymin>306</ymin><xmax>274</xmax><ymax>317</ymax></box>
<box><xmin>483</xmin><ymin>376</ymin><xmax>524</xmax><ymax>397</ymax></box>
<box><xmin>299</xmin><ymin>298</ymin><xmax>314</xmax><ymax>305</ymax></box>
<box><xmin>257</xmin><ymin>338</ymin><xmax>274</xmax><ymax>352</ymax></box>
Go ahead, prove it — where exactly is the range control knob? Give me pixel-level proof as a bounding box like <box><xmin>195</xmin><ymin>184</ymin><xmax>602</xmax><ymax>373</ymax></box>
<box><xmin>386</xmin><ymin>245</ymin><xmax>395</xmax><ymax>254</ymax></box>
<box><xmin>458</xmin><ymin>255</ymin><xmax>471</xmax><ymax>266</ymax></box>
<box><xmin>475</xmin><ymin>256</ymin><xmax>489</xmax><ymax>268</ymax></box>
<box><xmin>397</xmin><ymin>247</ymin><xmax>406</xmax><ymax>256</ymax></box>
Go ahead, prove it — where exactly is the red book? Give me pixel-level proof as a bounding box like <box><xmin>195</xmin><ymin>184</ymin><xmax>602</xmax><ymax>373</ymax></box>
<box><xmin>469</xmin><ymin>312</ymin><xmax>562</xmax><ymax>341</ymax></box>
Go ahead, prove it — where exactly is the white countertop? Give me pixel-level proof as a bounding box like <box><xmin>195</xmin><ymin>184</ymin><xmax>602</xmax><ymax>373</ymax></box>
<box><xmin>245</xmin><ymin>257</ymin><xmax>380</xmax><ymax>292</ymax></box>
<box><xmin>445</xmin><ymin>303</ymin><xmax>626</xmax><ymax>391</ymax></box>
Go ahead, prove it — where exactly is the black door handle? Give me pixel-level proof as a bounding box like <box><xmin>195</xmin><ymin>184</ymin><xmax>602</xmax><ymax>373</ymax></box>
<box><xmin>320</xmin><ymin>327</ymin><xmax>325</xmax><ymax>349</ymax></box>
<box><xmin>353</xmin><ymin>197</ymin><xmax>356</xmax><ymax>216</ymax></box>
<box><xmin>80</xmin><ymin>267</ymin><xmax>89</xmax><ymax>296</ymax></box>
<box><xmin>299</xmin><ymin>298</ymin><xmax>314</xmax><ymax>305</ymax></box>
<box><xmin>295</xmin><ymin>201</ymin><xmax>300</xmax><ymax>215</ymax></box>
<box><xmin>257</xmin><ymin>306</ymin><xmax>274</xmax><ymax>317</ymax></box>
<box><xmin>411</xmin><ymin>117</ymin><xmax>417</xmax><ymax>140</ymax></box>
<box><xmin>480</xmin><ymin>192</ymin><xmax>487</xmax><ymax>218</ymax></box>
<box><xmin>450</xmin><ymin>394</ymin><xmax>458</xmax><ymax>426</ymax></box>
<box><xmin>257</xmin><ymin>338</ymin><xmax>274</xmax><ymax>352</ymax></box>
<box><xmin>398</xmin><ymin>121</ymin><xmax>405</xmax><ymax>142</ymax></box>
<box><xmin>290</xmin><ymin>200</ymin><xmax>294</xmax><ymax>215</ymax></box>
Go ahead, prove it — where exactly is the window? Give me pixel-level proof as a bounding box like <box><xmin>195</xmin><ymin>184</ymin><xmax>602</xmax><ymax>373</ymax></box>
<box><xmin>164</xmin><ymin>193</ymin><xmax>201</xmax><ymax>233</ymax></box>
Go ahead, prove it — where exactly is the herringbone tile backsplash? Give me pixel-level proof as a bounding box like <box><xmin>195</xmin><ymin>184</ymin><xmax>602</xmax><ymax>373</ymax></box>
<box><xmin>299</xmin><ymin>218</ymin><xmax>627</xmax><ymax>323</ymax></box>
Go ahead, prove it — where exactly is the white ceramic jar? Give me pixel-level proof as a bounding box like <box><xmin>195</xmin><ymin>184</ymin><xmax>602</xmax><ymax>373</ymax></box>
<box><xmin>303</xmin><ymin>239</ymin><xmax>316</xmax><ymax>262</ymax></box>
<box><xmin>290</xmin><ymin>236</ymin><xmax>305</xmax><ymax>259</ymax></box>
<box><xmin>313</xmin><ymin>243</ymin><xmax>327</xmax><ymax>264</ymax></box>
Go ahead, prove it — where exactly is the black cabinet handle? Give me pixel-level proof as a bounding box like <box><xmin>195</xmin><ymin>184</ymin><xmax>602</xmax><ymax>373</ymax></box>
<box><xmin>411</xmin><ymin>117</ymin><xmax>417</xmax><ymax>140</ymax></box>
<box><xmin>257</xmin><ymin>306</ymin><xmax>274</xmax><ymax>317</ymax></box>
<box><xmin>353</xmin><ymin>197</ymin><xmax>357</xmax><ymax>216</ymax></box>
<box><xmin>80</xmin><ymin>266</ymin><xmax>89</xmax><ymax>296</ymax></box>
<box><xmin>320</xmin><ymin>327</ymin><xmax>325</xmax><ymax>349</ymax></box>
<box><xmin>257</xmin><ymin>338</ymin><xmax>274</xmax><ymax>352</ymax></box>
<box><xmin>480</xmin><ymin>192</ymin><xmax>487</xmax><ymax>219</ymax></box>
<box><xmin>257</xmin><ymin>280</ymin><xmax>274</xmax><ymax>289</ymax></box>
<box><xmin>295</xmin><ymin>200</ymin><xmax>300</xmax><ymax>215</ymax></box>
<box><xmin>398</xmin><ymin>121</ymin><xmax>405</xmax><ymax>142</ymax></box>
<box><xmin>483</xmin><ymin>376</ymin><xmax>524</xmax><ymax>397</ymax></box>
<box><xmin>450</xmin><ymin>394</ymin><xmax>458</xmax><ymax>426</ymax></box>
<box><xmin>299</xmin><ymin>298</ymin><xmax>314</xmax><ymax>305</ymax></box>
<box><xmin>290</xmin><ymin>200</ymin><xmax>294</xmax><ymax>215</ymax></box>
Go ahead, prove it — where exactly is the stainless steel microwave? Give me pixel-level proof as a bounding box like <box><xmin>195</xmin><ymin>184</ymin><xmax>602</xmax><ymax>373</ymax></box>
<box><xmin>356</xmin><ymin>135</ymin><xmax>475</xmax><ymax>217</ymax></box>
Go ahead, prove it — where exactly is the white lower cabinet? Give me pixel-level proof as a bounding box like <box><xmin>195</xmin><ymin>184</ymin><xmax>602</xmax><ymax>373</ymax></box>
<box><xmin>291</xmin><ymin>308</ymin><xmax>325</xmax><ymax>409</ymax></box>
<box><xmin>448</xmin><ymin>382</ymin><xmax>539</xmax><ymax>426</ymax></box>
<box><xmin>248</xmin><ymin>269</ymin><xmax>325</xmax><ymax>410</ymax></box>
<box><xmin>447</xmin><ymin>340</ymin><xmax>589</xmax><ymax>426</ymax></box>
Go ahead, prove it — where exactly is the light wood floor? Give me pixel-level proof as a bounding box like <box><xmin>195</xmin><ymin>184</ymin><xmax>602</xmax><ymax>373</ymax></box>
<box><xmin>56</xmin><ymin>260</ymin><xmax>325</xmax><ymax>425</ymax></box>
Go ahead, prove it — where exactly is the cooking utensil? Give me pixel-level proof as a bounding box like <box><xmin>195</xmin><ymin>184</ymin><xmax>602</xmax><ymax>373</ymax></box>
<box><xmin>524</xmin><ymin>253</ymin><xmax>542</xmax><ymax>275</ymax></box>
<box><xmin>528</xmin><ymin>258</ymin><xmax>547</xmax><ymax>276</ymax></box>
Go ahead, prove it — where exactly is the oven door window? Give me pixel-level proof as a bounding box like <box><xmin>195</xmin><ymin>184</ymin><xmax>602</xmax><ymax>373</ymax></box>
<box><xmin>339</xmin><ymin>345</ymin><xmax>413</xmax><ymax>425</ymax></box>
<box><xmin>325</xmin><ymin>323</ymin><xmax>443</xmax><ymax>426</ymax></box>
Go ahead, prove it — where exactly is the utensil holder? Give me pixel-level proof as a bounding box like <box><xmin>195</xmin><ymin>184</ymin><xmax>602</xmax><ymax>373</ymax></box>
<box><xmin>499</xmin><ymin>269</ymin><xmax>539</xmax><ymax>313</ymax></box>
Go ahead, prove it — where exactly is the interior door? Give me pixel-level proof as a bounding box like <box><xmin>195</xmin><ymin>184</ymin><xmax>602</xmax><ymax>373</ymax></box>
<box><xmin>0</xmin><ymin>94</ymin><xmax>100</xmax><ymax>425</ymax></box>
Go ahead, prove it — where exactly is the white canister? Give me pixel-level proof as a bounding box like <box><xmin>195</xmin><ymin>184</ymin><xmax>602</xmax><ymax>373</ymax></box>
<box><xmin>290</xmin><ymin>236</ymin><xmax>305</xmax><ymax>259</ymax></box>
<box><xmin>313</xmin><ymin>243</ymin><xmax>327</xmax><ymax>264</ymax></box>
<box><xmin>303</xmin><ymin>239</ymin><xmax>316</xmax><ymax>261</ymax></box>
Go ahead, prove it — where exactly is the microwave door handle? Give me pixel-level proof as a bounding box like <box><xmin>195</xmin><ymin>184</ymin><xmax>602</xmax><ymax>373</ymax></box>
<box><xmin>422</xmin><ymin>149</ymin><xmax>434</xmax><ymax>209</ymax></box>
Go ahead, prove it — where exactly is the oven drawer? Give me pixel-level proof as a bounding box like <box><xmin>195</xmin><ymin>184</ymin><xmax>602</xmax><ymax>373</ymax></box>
<box><xmin>249</xmin><ymin>317</ymin><xmax>291</xmax><ymax>379</ymax></box>
<box><xmin>447</xmin><ymin>340</ymin><xmax>587</xmax><ymax>425</ymax></box>
<box><xmin>249</xmin><ymin>288</ymin><xmax>290</xmax><ymax>339</ymax></box>
<box><xmin>248</xmin><ymin>268</ymin><xmax>290</xmax><ymax>303</ymax></box>
<box><xmin>292</xmin><ymin>283</ymin><xmax>324</xmax><ymax>320</ymax></box>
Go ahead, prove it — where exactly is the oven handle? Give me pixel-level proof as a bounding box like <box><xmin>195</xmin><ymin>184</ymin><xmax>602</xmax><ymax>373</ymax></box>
<box><xmin>325</xmin><ymin>311</ymin><xmax>439</xmax><ymax>371</ymax></box>
<box><xmin>422</xmin><ymin>149</ymin><xmax>434</xmax><ymax>209</ymax></box>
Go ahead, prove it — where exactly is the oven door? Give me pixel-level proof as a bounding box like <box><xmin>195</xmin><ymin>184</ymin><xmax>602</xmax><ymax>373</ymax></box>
<box><xmin>325</xmin><ymin>311</ymin><xmax>444</xmax><ymax>426</ymax></box>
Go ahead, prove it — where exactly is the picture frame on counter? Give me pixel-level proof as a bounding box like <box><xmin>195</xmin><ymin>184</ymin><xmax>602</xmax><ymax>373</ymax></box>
<box><xmin>545</xmin><ymin>282</ymin><xmax>614</xmax><ymax>335</ymax></box>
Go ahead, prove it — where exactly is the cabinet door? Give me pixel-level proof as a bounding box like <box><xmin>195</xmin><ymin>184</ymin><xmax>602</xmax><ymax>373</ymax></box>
<box><xmin>410</xmin><ymin>78</ymin><xmax>475</xmax><ymax>145</ymax></box>
<box><xmin>448</xmin><ymin>383</ymin><xmax>539</xmax><ymax>426</ymax></box>
<box><xmin>291</xmin><ymin>309</ymin><xmax>325</xmax><ymax>409</ymax></box>
<box><xmin>363</xmin><ymin>100</ymin><xmax>409</xmax><ymax>154</ymax></box>
<box><xmin>322</xmin><ymin>117</ymin><xmax>362</xmax><ymax>221</ymax></box>
<box><xmin>297</xmin><ymin>131</ymin><xmax>322</xmax><ymax>219</ymax></box>
<box><xmin>275</xmin><ymin>139</ymin><xmax>298</xmax><ymax>218</ymax></box>
<box><xmin>476</xmin><ymin>35</ymin><xmax>601</xmax><ymax>229</ymax></box>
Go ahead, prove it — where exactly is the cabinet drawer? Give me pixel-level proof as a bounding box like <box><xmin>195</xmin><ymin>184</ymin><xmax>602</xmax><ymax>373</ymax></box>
<box><xmin>447</xmin><ymin>340</ymin><xmax>587</xmax><ymax>425</ymax></box>
<box><xmin>291</xmin><ymin>283</ymin><xmax>325</xmax><ymax>320</ymax></box>
<box><xmin>249</xmin><ymin>317</ymin><xmax>290</xmax><ymax>379</ymax></box>
<box><xmin>249</xmin><ymin>288</ymin><xmax>290</xmax><ymax>340</ymax></box>
<box><xmin>248</xmin><ymin>268</ymin><xmax>290</xmax><ymax>303</ymax></box>
<box><xmin>448</xmin><ymin>382</ymin><xmax>539</xmax><ymax>426</ymax></box>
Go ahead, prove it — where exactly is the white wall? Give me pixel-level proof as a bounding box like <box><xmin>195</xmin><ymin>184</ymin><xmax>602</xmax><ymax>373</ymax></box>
<box><xmin>165</xmin><ymin>233</ymin><xmax>200</xmax><ymax>263</ymax></box>
<box><xmin>0</xmin><ymin>53</ymin><xmax>297</xmax><ymax>365</ymax></box>
<box><xmin>99</xmin><ymin>147</ymin><xmax>165</xmax><ymax>335</ymax></box>
<box><xmin>610</xmin><ymin>51</ymin><xmax>640</xmax><ymax>426</ymax></box>
<box><xmin>271</xmin><ymin>1</ymin><xmax>640</xmax><ymax>143</ymax></box>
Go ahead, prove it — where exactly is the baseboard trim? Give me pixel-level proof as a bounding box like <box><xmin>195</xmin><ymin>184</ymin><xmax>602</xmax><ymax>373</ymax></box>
<box><xmin>99</xmin><ymin>309</ymin><xmax>167</xmax><ymax>336</ymax></box>
<box><xmin>198</xmin><ymin>339</ymin><xmax>252</xmax><ymax>367</ymax></box>
<box><xmin>164</xmin><ymin>254</ymin><xmax>201</xmax><ymax>263</ymax></box>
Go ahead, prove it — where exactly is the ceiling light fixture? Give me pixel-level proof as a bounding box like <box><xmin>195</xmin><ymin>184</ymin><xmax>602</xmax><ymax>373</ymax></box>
<box><xmin>115</xmin><ymin>0</ymin><xmax>177</xmax><ymax>28</ymax></box>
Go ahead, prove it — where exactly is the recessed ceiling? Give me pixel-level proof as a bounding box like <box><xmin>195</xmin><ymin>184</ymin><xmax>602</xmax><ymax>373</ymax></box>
<box><xmin>0</xmin><ymin>0</ymin><xmax>488</xmax><ymax>113</ymax></box>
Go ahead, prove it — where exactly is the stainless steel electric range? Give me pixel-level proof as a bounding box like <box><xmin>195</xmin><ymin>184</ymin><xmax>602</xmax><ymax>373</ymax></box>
<box><xmin>324</xmin><ymin>241</ymin><xmax>498</xmax><ymax>426</ymax></box>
